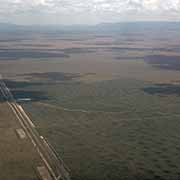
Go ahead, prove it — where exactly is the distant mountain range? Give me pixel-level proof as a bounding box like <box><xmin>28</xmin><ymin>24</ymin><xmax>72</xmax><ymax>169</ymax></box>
<box><xmin>0</xmin><ymin>22</ymin><xmax>180</xmax><ymax>32</ymax></box>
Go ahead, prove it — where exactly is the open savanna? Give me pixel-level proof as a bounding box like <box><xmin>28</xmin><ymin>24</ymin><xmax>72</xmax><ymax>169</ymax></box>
<box><xmin>1</xmin><ymin>23</ymin><xmax>180</xmax><ymax>179</ymax></box>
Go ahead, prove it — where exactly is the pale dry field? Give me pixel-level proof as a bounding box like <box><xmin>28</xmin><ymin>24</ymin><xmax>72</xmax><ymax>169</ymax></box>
<box><xmin>0</xmin><ymin>102</ymin><xmax>41</xmax><ymax>180</ymax></box>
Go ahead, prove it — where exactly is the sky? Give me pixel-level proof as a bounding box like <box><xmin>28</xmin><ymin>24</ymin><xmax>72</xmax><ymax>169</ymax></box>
<box><xmin>0</xmin><ymin>0</ymin><xmax>180</xmax><ymax>25</ymax></box>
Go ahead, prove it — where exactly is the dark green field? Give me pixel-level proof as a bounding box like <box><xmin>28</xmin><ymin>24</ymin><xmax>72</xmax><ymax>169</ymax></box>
<box><xmin>6</xmin><ymin>77</ymin><xmax>180</xmax><ymax>180</ymax></box>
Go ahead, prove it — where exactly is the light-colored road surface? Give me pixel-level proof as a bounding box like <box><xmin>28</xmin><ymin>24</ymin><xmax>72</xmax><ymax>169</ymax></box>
<box><xmin>0</xmin><ymin>74</ymin><xmax>71</xmax><ymax>180</ymax></box>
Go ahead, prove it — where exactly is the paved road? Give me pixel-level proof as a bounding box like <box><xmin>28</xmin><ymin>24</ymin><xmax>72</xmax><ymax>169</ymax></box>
<box><xmin>0</xmin><ymin>75</ymin><xmax>71</xmax><ymax>180</ymax></box>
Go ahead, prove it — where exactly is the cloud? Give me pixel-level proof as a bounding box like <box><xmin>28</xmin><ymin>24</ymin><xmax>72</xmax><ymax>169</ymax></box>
<box><xmin>0</xmin><ymin>0</ymin><xmax>180</xmax><ymax>24</ymax></box>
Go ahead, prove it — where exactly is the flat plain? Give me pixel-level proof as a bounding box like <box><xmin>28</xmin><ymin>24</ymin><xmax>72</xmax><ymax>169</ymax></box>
<box><xmin>1</xmin><ymin>23</ymin><xmax>180</xmax><ymax>180</ymax></box>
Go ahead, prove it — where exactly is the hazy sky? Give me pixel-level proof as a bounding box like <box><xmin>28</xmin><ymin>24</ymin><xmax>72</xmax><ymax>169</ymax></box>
<box><xmin>0</xmin><ymin>0</ymin><xmax>180</xmax><ymax>25</ymax></box>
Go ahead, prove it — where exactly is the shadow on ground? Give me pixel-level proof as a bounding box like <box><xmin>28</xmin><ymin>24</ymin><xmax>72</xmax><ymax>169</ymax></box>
<box><xmin>143</xmin><ymin>83</ymin><xmax>180</xmax><ymax>96</ymax></box>
<box><xmin>20</xmin><ymin>72</ymin><xmax>81</xmax><ymax>82</ymax></box>
<box><xmin>145</xmin><ymin>55</ymin><xmax>180</xmax><ymax>70</ymax></box>
<box><xmin>0</xmin><ymin>79</ymin><xmax>48</xmax><ymax>102</ymax></box>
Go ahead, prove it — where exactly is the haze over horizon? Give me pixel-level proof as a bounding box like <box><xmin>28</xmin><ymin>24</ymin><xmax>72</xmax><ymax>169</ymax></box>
<box><xmin>0</xmin><ymin>0</ymin><xmax>180</xmax><ymax>25</ymax></box>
